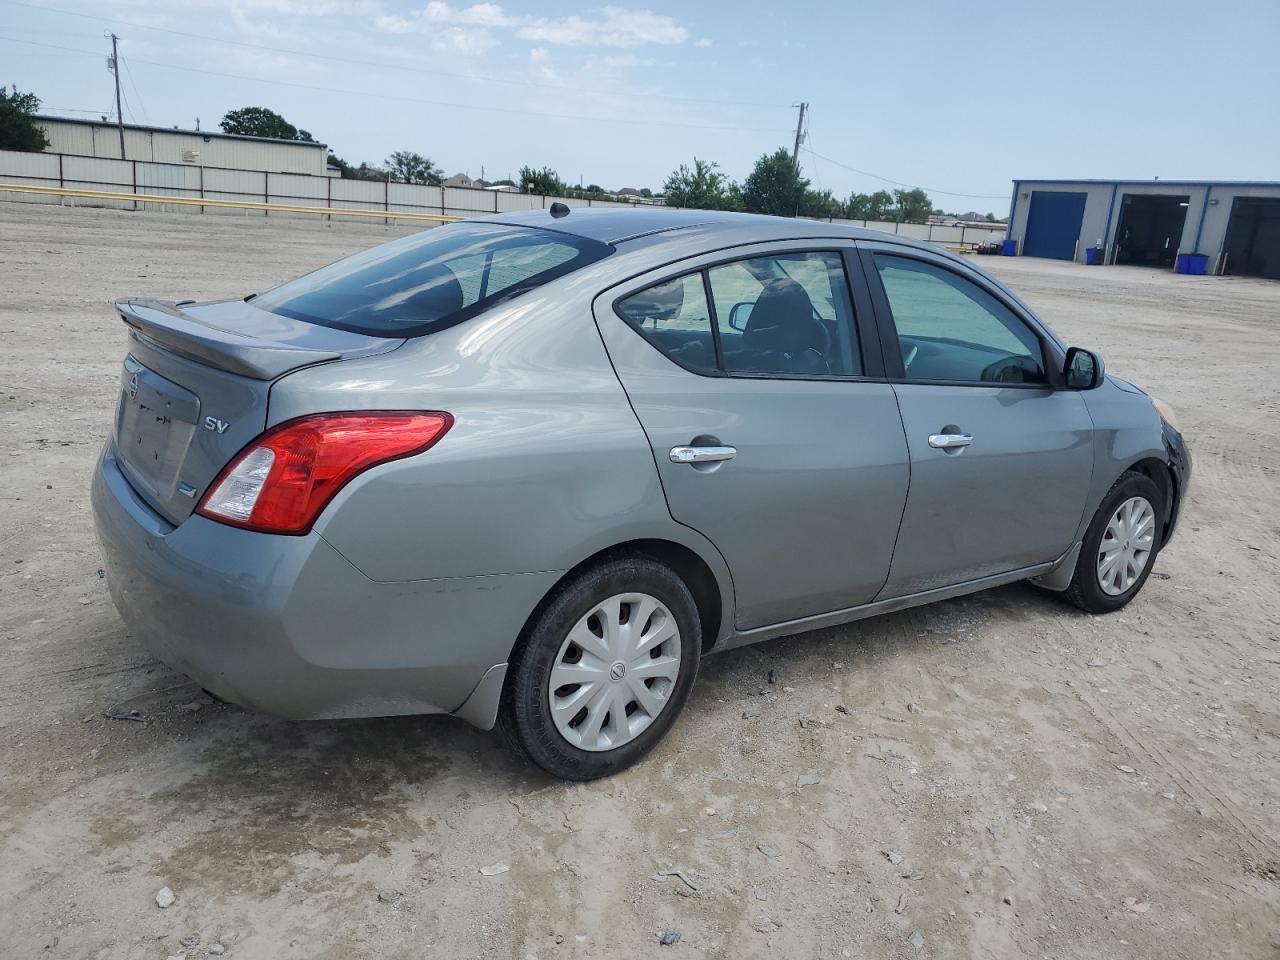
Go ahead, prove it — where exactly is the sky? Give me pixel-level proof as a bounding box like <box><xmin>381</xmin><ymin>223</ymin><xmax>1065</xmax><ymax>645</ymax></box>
<box><xmin>3</xmin><ymin>0</ymin><xmax>1278</xmax><ymax>215</ymax></box>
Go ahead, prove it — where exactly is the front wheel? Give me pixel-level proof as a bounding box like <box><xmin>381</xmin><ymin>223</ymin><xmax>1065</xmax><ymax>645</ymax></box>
<box><xmin>498</xmin><ymin>555</ymin><xmax>701</xmax><ymax>780</ymax></box>
<box><xmin>1064</xmin><ymin>471</ymin><xmax>1163</xmax><ymax>614</ymax></box>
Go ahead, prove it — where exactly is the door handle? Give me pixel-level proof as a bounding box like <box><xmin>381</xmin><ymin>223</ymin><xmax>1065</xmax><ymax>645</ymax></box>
<box><xmin>670</xmin><ymin>445</ymin><xmax>737</xmax><ymax>464</ymax></box>
<box><xmin>928</xmin><ymin>433</ymin><xmax>974</xmax><ymax>449</ymax></box>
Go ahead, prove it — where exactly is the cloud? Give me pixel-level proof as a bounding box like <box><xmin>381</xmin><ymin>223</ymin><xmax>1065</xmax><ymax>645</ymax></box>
<box><xmin>229</xmin><ymin>6</ymin><xmax>285</xmax><ymax>37</ymax></box>
<box><xmin>380</xmin><ymin>3</ymin><xmax>690</xmax><ymax>47</ymax></box>
<box><xmin>127</xmin><ymin>0</ymin><xmax>379</xmax><ymax>13</ymax></box>
<box><xmin>596</xmin><ymin>54</ymin><xmax>657</xmax><ymax>68</ymax></box>
<box><xmin>431</xmin><ymin>26</ymin><xmax>499</xmax><ymax>54</ymax></box>
<box><xmin>375</xmin><ymin>14</ymin><xmax>414</xmax><ymax>32</ymax></box>
<box><xmin>695</xmin><ymin>38</ymin><xmax>713</xmax><ymax>48</ymax></box>
<box><xmin>518</xmin><ymin>7</ymin><xmax>688</xmax><ymax>47</ymax></box>
<box><xmin>418</xmin><ymin>2</ymin><xmax>520</xmax><ymax>27</ymax></box>
<box><xmin>376</xmin><ymin>1</ymin><xmax>516</xmax><ymax>34</ymax></box>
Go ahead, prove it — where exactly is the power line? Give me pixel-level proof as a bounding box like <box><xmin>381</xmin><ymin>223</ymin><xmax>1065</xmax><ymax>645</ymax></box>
<box><xmin>805</xmin><ymin>145</ymin><xmax>1007</xmax><ymax>200</ymax></box>
<box><xmin>2</xmin><ymin>0</ymin><xmax>789</xmax><ymax>111</ymax></box>
<box><xmin>120</xmin><ymin>54</ymin><xmax>149</xmax><ymax>125</ymax></box>
<box><xmin>0</xmin><ymin>35</ymin><xmax>792</xmax><ymax>136</ymax></box>
<box><xmin>119</xmin><ymin>85</ymin><xmax>136</xmax><ymax>123</ymax></box>
<box><xmin>42</xmin><ymin>106</ymin><xmax>113</xmax><ymax>114</ymax></box>
<box><xmin>805</xmin><ymin>127</ymin><xmax>824</xmax><ymax>193</ymax></box>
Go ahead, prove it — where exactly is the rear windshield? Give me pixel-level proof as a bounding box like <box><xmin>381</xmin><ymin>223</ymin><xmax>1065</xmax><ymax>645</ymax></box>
<box><xmin>252</xmin><ymin>222</ymin><xmax>611</xmax><ymax>337</ymax></box>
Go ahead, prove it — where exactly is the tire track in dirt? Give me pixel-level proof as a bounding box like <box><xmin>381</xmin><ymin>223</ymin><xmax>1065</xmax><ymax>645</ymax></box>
<box><xmin>1055</xmin><ymin>641</ymin><xmax>1279</xmax><ymax>863</ymax></box>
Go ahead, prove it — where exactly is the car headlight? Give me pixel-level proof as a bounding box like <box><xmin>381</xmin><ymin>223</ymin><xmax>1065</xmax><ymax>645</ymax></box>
<box><xmin>1151</xmin><ymin>397</ymin><xmax>1179</xmax><ymax>431</ymax></box>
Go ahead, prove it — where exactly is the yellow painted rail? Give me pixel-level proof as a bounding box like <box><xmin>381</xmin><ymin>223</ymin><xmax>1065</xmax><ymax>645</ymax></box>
<box><xmin>0</xmin><ymin>182</ymin><xmax>462</xmax><ymax>223</ymax></box>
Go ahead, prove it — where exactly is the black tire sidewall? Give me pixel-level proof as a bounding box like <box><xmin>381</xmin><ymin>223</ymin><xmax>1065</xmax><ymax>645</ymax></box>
<box><xmin>1072</xmin><ymin>472</ymin><xmax>1164</xmax><ymax>613</ymax></box>
<box><xmin>500</xmin><ymin>556</ymin><xmax>701</xmax><ymax>781</ymax></box>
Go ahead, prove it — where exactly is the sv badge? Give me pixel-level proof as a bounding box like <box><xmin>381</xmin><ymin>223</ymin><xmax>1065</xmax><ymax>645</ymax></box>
<box><xmin>204</xmin><ymin>416</ymin><xmax>230</xmax><ymax>434</ymax></box>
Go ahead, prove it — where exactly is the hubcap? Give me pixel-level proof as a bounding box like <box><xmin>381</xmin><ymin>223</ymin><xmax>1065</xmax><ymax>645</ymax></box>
<box><xmin>548</xmin><ymin>592</ymin><xmax>682</xmax><ymax>752</ymax></box>
<box><xmin>1097</xmin><ymin>496</ymin><xmax>1156</xmax><ymax>596</ymax></box>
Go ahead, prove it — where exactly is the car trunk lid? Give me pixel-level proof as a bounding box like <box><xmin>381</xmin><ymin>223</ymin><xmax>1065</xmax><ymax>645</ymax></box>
<box><xmin>113</xmin><ymin>298</ymin><xmax>403</xmax><ymax>525</ymax></box>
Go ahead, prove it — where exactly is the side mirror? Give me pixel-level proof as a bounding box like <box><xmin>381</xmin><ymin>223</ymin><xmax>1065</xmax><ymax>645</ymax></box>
<box><xmin>727</xmin><ymin>301</ymin><xmax>753</xmax><ymax>331</ymax></box>
<box><xmin>1063</xmin><ymin>346</ymin><xmax>1104</xmax><ymax>390</ymax></box>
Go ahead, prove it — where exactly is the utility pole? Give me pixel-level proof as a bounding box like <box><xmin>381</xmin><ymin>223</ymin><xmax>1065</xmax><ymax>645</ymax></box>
<box><xmin>107</xmin><ymin>33</ymin><xmax>126</xmax><ymax>160</ymax></box>
<box><xmin>791</xmin><ymin>102</ymin><xmax>808</xmax><ymax>172</ymax></box>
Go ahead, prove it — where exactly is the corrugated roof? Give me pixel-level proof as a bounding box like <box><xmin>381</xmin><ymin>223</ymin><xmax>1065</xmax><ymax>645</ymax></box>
<box><xmin>35</xmin><ymin>115</ymin><xmax>328</xmax><ymax>149</ymax></box>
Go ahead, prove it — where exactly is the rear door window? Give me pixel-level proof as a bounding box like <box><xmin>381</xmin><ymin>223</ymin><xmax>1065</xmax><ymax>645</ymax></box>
<box><xmin>253</xmin><ymin>222</ymin><xmax>610</xmax><ymax>337</ymax></box>
<box><xmin>614</xmin><ymin>250</ymin><xmax>862</xmax><ymax>379</ymax></box>
<box><xmin>708</xmin><ymin>252</ymin><xmax>859</xmax><ymax>376</ymax></box>
<box><xmin>615</xmin><ymin>274</ymin><xmax>717</xmax><ymax>375</ymax></box>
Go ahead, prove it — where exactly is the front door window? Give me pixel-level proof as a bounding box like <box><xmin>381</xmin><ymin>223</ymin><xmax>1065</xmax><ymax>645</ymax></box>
<box><xmin>874</xmin><ymin>255</ymin><xmax>1047</xmax><ymax>385</ymax></box>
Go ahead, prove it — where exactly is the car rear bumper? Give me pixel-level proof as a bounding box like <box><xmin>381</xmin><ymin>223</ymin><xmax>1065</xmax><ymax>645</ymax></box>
<box><xmin>92</xmin><ymin>440</ymin><xmax>557</xmax><ymax>723</ymax></box>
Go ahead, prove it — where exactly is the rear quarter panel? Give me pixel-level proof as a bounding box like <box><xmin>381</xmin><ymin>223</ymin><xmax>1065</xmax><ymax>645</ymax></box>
<box><xmin>267</xmin><ymin>273</ymin><xmax>736</xmax><ymax>638</ymax></box>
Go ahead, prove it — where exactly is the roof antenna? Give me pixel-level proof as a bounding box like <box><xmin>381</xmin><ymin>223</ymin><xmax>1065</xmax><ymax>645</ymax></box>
<box><xmin>549</xmin><ymin>201</ymin><xmax>571</xmax><ymax>219</ymax></box>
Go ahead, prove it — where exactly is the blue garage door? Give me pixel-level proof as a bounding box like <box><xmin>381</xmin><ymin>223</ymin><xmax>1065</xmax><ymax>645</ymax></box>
<box><xmin>1023</xmin><ymin>191</ymin><xmax>1087</xmax><ymax>260</ymax></box>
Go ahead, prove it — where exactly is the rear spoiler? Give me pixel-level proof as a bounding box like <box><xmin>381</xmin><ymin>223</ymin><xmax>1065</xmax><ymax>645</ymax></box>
<box><xmin>115</xmin><ymin>299</ymin><xmax>395</xmax><ymax>380</ymax></box>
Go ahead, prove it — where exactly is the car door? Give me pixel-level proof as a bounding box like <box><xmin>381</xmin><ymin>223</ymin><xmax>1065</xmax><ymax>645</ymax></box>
<box><xmin>858</xmin><ymin>242</ymin><xmax>1095</xmax><ymax>598</ymax></box>
<box><xmin>593</xmin><ymin>242</ymin><xmax>910</xmax><ymax>630</ymax></box>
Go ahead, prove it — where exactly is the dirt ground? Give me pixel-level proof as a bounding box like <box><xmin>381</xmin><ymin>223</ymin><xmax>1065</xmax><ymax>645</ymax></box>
<box><xmin>1</xmin><ymin>202</ymin><xmax>1278</xmax><ymax>960</ymax></box>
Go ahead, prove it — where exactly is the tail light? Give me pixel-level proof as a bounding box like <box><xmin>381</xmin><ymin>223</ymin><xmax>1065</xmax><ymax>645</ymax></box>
<box><xmin>197</xmin><ymin>411</ymin><xmax>453</xmax><ymax>535</ymax></box>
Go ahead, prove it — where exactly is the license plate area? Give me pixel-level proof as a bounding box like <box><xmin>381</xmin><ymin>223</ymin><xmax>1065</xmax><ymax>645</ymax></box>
<box><xmin>116</xmin><ymin>356</ymin><xmax>200</xmax><ymax>496</ymax></box>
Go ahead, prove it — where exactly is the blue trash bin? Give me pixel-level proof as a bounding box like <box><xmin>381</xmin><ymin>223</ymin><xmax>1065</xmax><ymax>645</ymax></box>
<box><xmin>1175</xmin><ymin>253</ymin><xmax>1208</xmax><ymax>275</ymax></box>
<box><xmin>1084</xmin><ymin>247</ymin><xmax>1102</xmax><ymax>265</ymax></box>
<box><xmin>1001</xmin><ymin>239</ymin><xmax>1017</xmax><ymax>256</ymax></box>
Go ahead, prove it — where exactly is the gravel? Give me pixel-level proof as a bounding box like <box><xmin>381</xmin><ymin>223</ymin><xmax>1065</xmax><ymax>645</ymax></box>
<box><xmin>2</xmin><ymin>204</ymin><xmax>1278</xmax><ymax>958</ymax></box>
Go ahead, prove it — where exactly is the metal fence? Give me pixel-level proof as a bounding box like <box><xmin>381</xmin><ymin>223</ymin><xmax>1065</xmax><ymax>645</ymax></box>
<box><xmin>0</xmin><ymin>149</ymin><xmax>643</xmax><ymax>222</ymax></box>
<box><xmin>0</xmin><ymin>148</ymin><xmax>1007</xmax><ymax>247</ymax></box>
<box><xmin>812</xmin><ymin>217</ymin><xmax>1005</xmax><ymax>247</ymax></box>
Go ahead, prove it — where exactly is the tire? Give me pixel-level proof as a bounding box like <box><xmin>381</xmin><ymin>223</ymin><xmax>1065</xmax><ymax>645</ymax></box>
<box><xmin>1064</xmin><ymin>470</ymin><xmax>1164</xmax><ymax>614</ymax></box>
<box><xmin>498</xmin><ymin>554</ymin><xmax>701</xmax><ymax>780</ymax></box>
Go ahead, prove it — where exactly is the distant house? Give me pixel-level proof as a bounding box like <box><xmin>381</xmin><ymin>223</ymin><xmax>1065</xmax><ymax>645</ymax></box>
<box><xmin>442</xmin><ymin>173</ymin><xmax>476</xmax><ymax>189</ymax></box>
<box><xmin>615</xmin><ymin>187</ymin><xmax>644</xmax><ymax>198</ymax></box>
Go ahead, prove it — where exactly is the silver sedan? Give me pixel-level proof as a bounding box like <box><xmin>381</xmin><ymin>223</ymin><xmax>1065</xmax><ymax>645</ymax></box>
<box><xmin>92</xmin><ymin>207</ymin><xmax>1190</xmax><ymax>780</ymax></box>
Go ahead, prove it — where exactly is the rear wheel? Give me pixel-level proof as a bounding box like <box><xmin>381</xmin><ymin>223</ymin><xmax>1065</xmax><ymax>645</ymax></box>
<box><xmin>1064</xmin><ymin>471</ymin><xmax>1163</xmax><ymax>614</ymax></box>
<box><xmin>498</xmin><ymin>555</ymin><xmax>700</xmax><ymax>780</ymax></box>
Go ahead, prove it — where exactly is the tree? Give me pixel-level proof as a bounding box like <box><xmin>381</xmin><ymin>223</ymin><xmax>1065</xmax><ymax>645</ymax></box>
<box><xmin>844</xmin><ymin>190</ymin><xmax>894</xmax><ymax>221</ymax></box>
<box><xmin>800</xmin><ymin>188</ymin><xmax>842</xmax><ymax>220</ymax></box>
<box><xmin>741</xmin><ymin>148</ymin><xmax>810</xmax><ymax>217</ymax></box>
<box><xmin>220</xmin><ymin>106</ymin><xmax>314</xmax><ymax>141</ymax></box>
<box><xmin>662</xmin><ymin>158</ymin><xmax>735</xmax><ymax>210</ymax></box>
<box><xmin>327</xmin><ymin>152</ymin><xmax>386</xmax><ymax>181</ymax></box>
<box><xmin>0</xmin><ymin>86</ymin><xmax>50</xmax><ymax>152</ymax></box>
<box><xmin>385</xmin><ymin>151</ymin><xmax>442</xmax><ymax>185</ymax></box>
<box><xmin>889</xmin><ymin>187</ymin><xmax>933</xmax><ymax>222</ymax></box>
<box><xmin>565</xmin><ymin>182</ymin><xmax>610</xmax><ymax>200</ymax></box>
<box><xmin>519</xmin><ymin>165</ymin><xmax>567</xmax><ymax>196</ymax></box>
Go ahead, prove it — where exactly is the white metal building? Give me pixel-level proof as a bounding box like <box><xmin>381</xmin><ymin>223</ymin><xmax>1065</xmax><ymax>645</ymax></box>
<box><xmin>1005</xmin><ymin>179</ymin><xmax>1280</xmax><ymax>279</ymax></box>
<box><xmin>35</xmin><ymin>116</ymin><xmax>330</xmax><ymax>176</ymax></box>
